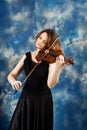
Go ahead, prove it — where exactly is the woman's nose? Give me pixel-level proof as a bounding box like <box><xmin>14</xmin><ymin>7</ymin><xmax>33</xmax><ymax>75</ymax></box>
<box><xmin>40</xmin><ymin>39</ymin><xmax>43</xmax><ymax>43</ymax></box>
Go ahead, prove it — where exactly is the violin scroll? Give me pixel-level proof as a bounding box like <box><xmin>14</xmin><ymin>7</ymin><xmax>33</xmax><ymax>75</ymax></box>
<box><xmin>64</xmin><ymin>57</ymin><xmax>75</xmax><ymax>65</ymax></box>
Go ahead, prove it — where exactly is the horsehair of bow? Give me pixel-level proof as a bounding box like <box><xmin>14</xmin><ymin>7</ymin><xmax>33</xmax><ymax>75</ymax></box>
<box><xmin>22</xmin><ymin>37</ymin><xmax>59</xmax><ymax>85</ymax></box>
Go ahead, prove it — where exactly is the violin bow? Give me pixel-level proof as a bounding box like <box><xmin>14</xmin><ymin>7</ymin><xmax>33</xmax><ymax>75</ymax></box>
<box><xmin>22</xmin><ymin>37</ymin><xmax>59</xmax><ymax>85</ymax></box>
<box><xmin>13</xmin><ymin>37</ymin><xmax>59</xmax><ymax>93</ymax></box>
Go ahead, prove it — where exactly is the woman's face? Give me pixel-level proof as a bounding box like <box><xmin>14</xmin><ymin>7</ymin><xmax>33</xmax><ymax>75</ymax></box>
<box><xmin>35</xmin><ymin>32</ymin><xmax>48</xmax><ymax>50</ymax></box>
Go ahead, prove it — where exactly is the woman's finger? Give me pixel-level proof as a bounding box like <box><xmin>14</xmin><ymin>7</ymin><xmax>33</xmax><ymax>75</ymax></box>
<box><xmin>12</xmin><ymin>81</ymin><xmax>22</xmax><ymax>91</ymax></box>
<box><xmin>56</xmin><ymin>55</ymin><xmax>64</xmax><ymax>64</ymax></box>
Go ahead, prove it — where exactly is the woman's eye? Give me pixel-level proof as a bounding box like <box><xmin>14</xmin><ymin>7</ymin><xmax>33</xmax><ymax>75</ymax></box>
<box><xmin>39</xmin><ymin>36</ymin><xmax>42</xmax><ymax>40</ymax></box>
<box><xmin>38</xmin><ymin>36</ymin><xmax>47</xmax><ymax>44</ymax></box>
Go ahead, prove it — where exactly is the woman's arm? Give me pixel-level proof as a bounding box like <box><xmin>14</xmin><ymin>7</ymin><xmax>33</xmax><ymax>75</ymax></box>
<box><xmin>7</xmin><ymin>54</ymin><xmax>26</xmax><ymax>91</ymax></box>
<box><xmin>47</xmin><ymin>55</ymin><xmax>64</xmax><ymax>88</ymax></box>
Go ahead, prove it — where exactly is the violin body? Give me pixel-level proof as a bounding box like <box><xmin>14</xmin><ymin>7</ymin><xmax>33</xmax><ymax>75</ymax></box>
<box><xmin>36</xmin><ymin>49</ymin><xmax>75</xmax><ymax>65</ymax></box>
<box><xmin>36</xmin><ymin>50</ymin><xmax>58</xmax><ymax>63</ymax></box>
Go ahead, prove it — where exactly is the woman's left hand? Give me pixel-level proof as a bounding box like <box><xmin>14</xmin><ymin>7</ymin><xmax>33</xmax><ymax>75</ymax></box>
<box><xmin>56</xmin><ymin>55</ymin><xmax>64</xmax><ymax>66</ymax></box>
<box><xmin>47</xmin><ymin>55</ymin><xmax>64</xmax><ymax>88</ymax></box>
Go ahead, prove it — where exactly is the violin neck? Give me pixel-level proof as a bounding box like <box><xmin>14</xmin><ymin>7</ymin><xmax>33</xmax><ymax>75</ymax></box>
<box><xmin>49</xmin><ymin>50</ymin><xmax>59</xmax><ymax>57</ymax></box>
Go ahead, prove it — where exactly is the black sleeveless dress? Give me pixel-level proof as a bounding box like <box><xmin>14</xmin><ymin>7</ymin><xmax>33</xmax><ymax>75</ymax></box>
<box><xmin>8</xmin><ymin>52</ymin><xmax>53</xmax><ymax>130</ymax></box>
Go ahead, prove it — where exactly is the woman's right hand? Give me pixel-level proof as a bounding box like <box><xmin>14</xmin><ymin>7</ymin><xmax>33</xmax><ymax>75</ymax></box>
<box><xmin>11</xmin><ymin>80</ymin><xmax>22</xmax><ymax>91</ymax></box>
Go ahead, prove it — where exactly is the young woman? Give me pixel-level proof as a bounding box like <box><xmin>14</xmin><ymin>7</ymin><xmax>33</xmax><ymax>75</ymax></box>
<box><xmin>7</xmin><ymin>29</ymin><xmax>64</xmax><ymax>130</ymax></box>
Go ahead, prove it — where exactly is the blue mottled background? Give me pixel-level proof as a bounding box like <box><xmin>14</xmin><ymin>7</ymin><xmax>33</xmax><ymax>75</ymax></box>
<box><xmin>0</xmin><ymin>0</ymin><xmax>87</xmax><ymax>130</ymax></box>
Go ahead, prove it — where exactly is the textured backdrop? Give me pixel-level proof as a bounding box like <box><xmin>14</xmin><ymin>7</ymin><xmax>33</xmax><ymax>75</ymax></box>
<box><xmin>0</xmin><ymin>0</ymin><xmax>87</xmax><ymax>130</ymax></box>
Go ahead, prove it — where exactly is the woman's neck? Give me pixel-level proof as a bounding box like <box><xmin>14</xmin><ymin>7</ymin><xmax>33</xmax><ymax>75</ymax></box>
<box><xmin>31</xmin><ymin>49</ymin><xmax>41</xmax><ymax>63</ymax></box>
<box><xmin>33</xmin><ymin>48</ymin><xmax>41</xmax><ymax>55</ymax></box>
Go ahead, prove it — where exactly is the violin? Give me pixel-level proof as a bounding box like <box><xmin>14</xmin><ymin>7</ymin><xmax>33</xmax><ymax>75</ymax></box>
<box><xmin>36</xmin><ymin>49</ymin><xmax>75</xmax><ymax>65</ymax></box>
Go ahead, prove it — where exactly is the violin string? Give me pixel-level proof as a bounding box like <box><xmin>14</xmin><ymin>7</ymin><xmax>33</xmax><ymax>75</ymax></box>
<box><xmin>22</xmin><ymin>37</ymin><xmax>59</xmax><ymax>86</ymax></box>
